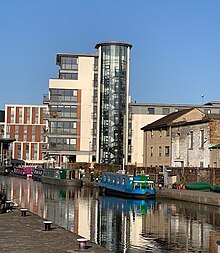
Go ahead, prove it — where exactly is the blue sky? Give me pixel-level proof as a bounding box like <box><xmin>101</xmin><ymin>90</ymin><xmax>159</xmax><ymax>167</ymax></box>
<box><xmin>1</xmin><ymin>0</ymin><xmax>220</xmax><ymax>109</ymax></box>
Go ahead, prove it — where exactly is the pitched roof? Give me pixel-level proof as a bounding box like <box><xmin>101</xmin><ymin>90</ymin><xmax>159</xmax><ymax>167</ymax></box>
<box><xmin>141</xmin><ymin>108</ymin><xmax>193</xmax><ymax>131</ymax></box>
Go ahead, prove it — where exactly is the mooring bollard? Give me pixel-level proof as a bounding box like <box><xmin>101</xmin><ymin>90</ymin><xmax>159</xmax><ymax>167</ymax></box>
<box><xmin>217</xmin><ymin>240</ymin><xmax>220</xmax><ymax>253</ymax></box>
<box><xmin>43</xmin><ymin>221</ymin><xmax>53</xmax><ymax>231</ymax></box>
<box><xmin>5</xmin><ymin>200</ymin><xmax>12</xmax><ymax>210</ymax></box>
<box><xmin>77</xmin><ymin>238</ymin><xmax>88</xmax><ymax>250</ymax></box>
<box><xmin>20</xmin><ymin>208</ymin><xmax>28</xmax><ymax>216</ymax></box>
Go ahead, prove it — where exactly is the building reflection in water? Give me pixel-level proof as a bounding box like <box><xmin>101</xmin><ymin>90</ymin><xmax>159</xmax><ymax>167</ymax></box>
<box><xmin>1</xmin><ymin>175</ymin><xmax>220</xmax><ymax>252</ymax></box>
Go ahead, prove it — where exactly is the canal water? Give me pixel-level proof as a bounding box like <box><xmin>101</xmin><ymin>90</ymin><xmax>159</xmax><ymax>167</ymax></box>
<box><xmin>1</xmin><ymin>175</ymin><xmax>220</xmax><ymax>253</ymax></box>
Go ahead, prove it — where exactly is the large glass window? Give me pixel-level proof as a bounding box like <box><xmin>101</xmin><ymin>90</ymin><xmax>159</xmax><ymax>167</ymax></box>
<box><xmin>50</xmin><ymin>121</ymin><xmax>77</xmax><ymax>134</ymax></box>
<box><xmin>60</xmin><ymin>73</ymin><xmax>78</xmax><ymax>80</ymax></box>
<box><xmin>50</xmin><ymin>138</ymin><xmax>77</xmax><ymax>151</ymax></box>
<box><xmin>50</xmin><ymin>89</ymin><xmax>78</xmax><ymax>103</ymax></box>
<box><xmin>61</xmin><ymin>57</ymin><xmax>78</xmax><ymax>70</ymax></box>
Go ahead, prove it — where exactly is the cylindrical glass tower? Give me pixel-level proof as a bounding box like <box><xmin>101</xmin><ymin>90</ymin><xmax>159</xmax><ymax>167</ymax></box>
<box><xmin>95</xmin><ymin>41</ymin><xmax>132</xmax><ymax>165</ymax></box>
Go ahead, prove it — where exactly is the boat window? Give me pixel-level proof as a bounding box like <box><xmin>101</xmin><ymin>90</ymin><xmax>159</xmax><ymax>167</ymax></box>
<box><xmin>117</xmin><ymin>177</ymin><xmax>120</xmax><ymax>184</ymax></box>
<box><xmin>122</xmin><ymin>178</ymin><xmax>125</xmax><ymax>185</ymax></box>
<box><xmin>108</xmin><ymin>176</ymin><xmax>111</xmax><ymax>182</ymax></box>
<box><xmin>141</xmin><ymin>184</ymin><xmax>146</xmax><ymax>189</ymax></box>
<box><xmin>112</xmin><ymin>177</ymin><xmax>116</xmax><ymax>184</ymax></box>
<box><xmin>103</xmin><ymin>175</ymin><xmax>106</xmax><ymax>182</ymax></box>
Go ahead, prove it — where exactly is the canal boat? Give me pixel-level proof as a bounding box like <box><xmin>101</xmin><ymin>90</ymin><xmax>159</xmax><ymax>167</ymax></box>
<box><xmin>32</xmin><ymin>167</ymin><xmax>46</xmax><ymax>181</ymax></box>
<box><xmin>185</xmin><ymin>182</ymin><xmax>212</xmax><ymax>191</ymax></box>
<box><xmin>13</xmin><ymin>167</ymin><xmax>33</xmax><ymax>178</ymax></box>
<box><xmin>41</xmin><ymin>168</ymin><xmax>82</xmax><ymax>187</ymax></box>
<box><xmin>99</xmin><ymin>171</ymin><xmax>156</xmax><ymax>199</ymax></box>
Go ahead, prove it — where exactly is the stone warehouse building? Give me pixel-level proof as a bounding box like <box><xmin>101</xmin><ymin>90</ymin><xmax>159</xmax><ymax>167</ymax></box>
<box><xmin>141</xmin><ymin>107</ymin><xmax>220</xmax><ymax>168</ymax></box>
<box><xmin>129</xmin><ymin>101</ymin><xmax>220</xmax><ymax>167</ymax></box>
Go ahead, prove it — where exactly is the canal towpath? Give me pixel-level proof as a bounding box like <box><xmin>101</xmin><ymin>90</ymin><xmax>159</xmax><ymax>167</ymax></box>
<box><xmin>156</xmin><ymin>187</ymin><xmax>220</xmax><ymax>206</ymax></box>
<box><xmin>0</xmin><ymin>207</ymin><xmax>111</xmax><ymax>253</ymax></box>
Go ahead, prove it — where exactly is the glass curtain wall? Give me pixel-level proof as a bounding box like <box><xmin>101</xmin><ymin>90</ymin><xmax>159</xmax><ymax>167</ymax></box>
<box><xmin>98</xmin><ymin>44</ymin><xmax>130</xmax><ymax>165</ymax></box>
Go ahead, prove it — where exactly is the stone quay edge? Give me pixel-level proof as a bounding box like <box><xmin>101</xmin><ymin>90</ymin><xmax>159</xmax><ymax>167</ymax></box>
<box><xmin>0</xmin><ymin>208</ymin><xmax>111</xmax><ymax>253</ymax></box>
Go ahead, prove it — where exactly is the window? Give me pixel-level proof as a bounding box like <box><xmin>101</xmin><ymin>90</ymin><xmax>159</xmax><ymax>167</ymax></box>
<box><xmin>34</xmin><ymin>108</ymin><xmax>39</xmax><ymax>124</ymax></box>
<box><xmin>165</xmin><ymin>146</ymin><xmax>170</xmax><ymax>156</ymax></box>
<box><xmin>10</xmin><ymin>107</ymin><xmax>15</xmax><ymax>123</ymax></box>
<box><xmin>150</xmin><ymin>147</ymin><xmax>153</xmax><ymax>157</ymax></box>
<box><xmin>32</xmin><ymin>126</ymin><xmax>36</xmax><ymax>142</ymax></box>
<box><xmin>17</xmin><ymin>143</ymin><xmax>21</xmax><ymax>160</ymax></box>
<box><xmin>33</xmin><ymin>143</ymin><xmax>38</xmax><ymax>160</ymax></box>
<box><xmin>23</xmin><ymin>126</ymin><xmax>27</xmax><ymax>141</ymax></box>
<box><xmin>25</xmin><ymin>144</ymin><xmax>29</xmax><ymax>160</ymax></box>
<box><xmin>60</xmin><ymin>73</ymin><xmax>78</xmax><ymax>80</ymax></box>
<box><xmin>26</xmin><ymin>107</ymin><xmax>31</xmax><ymax>124</ymax></box>
<box><xmin>158</xmin><ymin>146</ymin><xmax>162</xmax><ymax>157</ymax></box>
<box><xmin>166</xmin><ymin>127</ymin><xmax>170</xmax><ymax>137</ymax></box>
<box><xmin>50</xmin><ymin>89</ymin><xmax>78</xmax><ymax>103</ymax></box>
<box><xmin>200</xmin><ymin>129</ymin><xmax>205</xmax><ymax>148</ymax></box>
<box><xmin>176</xmin><ymin>133</ymin><xmax>180</xmax><ymax>158</ymax></box>
<box><xmin>148</xmin><ymin>108</ymin><xmax>155</xmax><ymax>114</ymax></box>
<box><xmin>204</xmin><ymin>109</ymin><xmax>211</xmax><ymax>114</ymax></box>
<box><xmin>18</xmin><ymin>107</ymin><xmax>23</xmax><ymax>123</ymax></box>
<box><xmin>150</xmin><ymin>130</ymin><xmax>153</xmax><ymax>138</ymax></box>
<box><xmin>61</xmin><ymin>57</ymin><xmax>78</xmax><ymax>70</ymax></box>
<box><xmin>162</xmin><ymin>108</ymin><xmax>170</xmax><ymax>115</ymax></box>
<box><xmin>189</xmin><ymin>131</ymin><xmax>193</xmax><ymax>150</ymax></box>
<box><xmin>15</xmin><ymin>126</ymin><xmax>19</xmax><ymax>140</ymax></box>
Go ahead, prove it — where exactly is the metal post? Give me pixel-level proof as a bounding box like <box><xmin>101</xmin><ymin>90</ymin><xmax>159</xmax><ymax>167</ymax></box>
<box><xmin>88</xmin><ymin>141</ymin><xmax>91</xmax><ymax>164</ymax></box>
<box><xmin>0</xmin><ymin>142</ymin><xmax>3</xmax><ymax>166</ymax></box>
<box><xmin>216</xmin><ymin>240</ymin><xmax>220</xmax><ymax>253</ymax></box>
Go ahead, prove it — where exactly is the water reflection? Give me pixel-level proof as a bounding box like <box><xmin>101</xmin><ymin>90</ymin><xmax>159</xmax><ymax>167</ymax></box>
<box><xmin>1</xmin><ymin>175</ymin><xmax>220</xmax><ymax>252</ymax></box>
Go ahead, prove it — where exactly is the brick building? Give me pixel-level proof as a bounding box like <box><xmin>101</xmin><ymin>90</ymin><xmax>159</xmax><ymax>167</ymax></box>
<box><xmin>4</xmin><ymin>104</ymin><xmax>47</xmax><ymax>165</ymax></box>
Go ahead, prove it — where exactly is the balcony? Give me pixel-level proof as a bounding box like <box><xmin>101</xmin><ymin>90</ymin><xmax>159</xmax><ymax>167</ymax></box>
<box><xmin>43</xmin><ymin>94</ymin><xmax>49</xmax><ymax>104</ymax></box>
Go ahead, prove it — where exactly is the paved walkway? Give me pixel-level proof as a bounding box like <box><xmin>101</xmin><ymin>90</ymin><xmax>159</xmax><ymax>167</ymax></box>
<box><xmin>0</xmin><ymin>208</ymin><xmax>111</xmax><ymax>253</ymax></box>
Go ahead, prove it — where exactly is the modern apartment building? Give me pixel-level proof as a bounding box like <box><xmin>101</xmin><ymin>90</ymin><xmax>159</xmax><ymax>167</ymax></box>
<box><xmin>4</xmin><ymin>104</ymin><xmax>47</xmax><ymax>165</ymax></box>
<box><xmin>130</xmin><ymin>101</ymin><xmax>220</xmax><ymax>167</ymax></box>
<box><xmin>43</xmin><ymin>53</ymin><xmax>98</xmax><ymax>167</ymax></box>
<box><xmin>44</xmin><ymin>41</ymin><xmax>132</xmax><ymax>167</ymax></box>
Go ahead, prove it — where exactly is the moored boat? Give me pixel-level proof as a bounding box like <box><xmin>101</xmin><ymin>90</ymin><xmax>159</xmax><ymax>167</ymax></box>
<box><xmin>185</xmin><ymin>182</ymin><xmax>211</xmax><ymax>191</ymax></box>
<box><xmin>41</xmin><ymin>168</ymin><xmax>82</xmax><ymax>187</ymax></box>
<box><xmin>32</xmin><ymin>167</ymin><xmax>46</xmax><ymax>181</ymax></box>
<box><xmin>99</xmin><ymin>171</ymin><xmax>156</xmax><ymax>199</ymax></box>
<box><xmin>13</xmin><ymin>167</ymin><xmax>33</xmax><ymax>178</ymax></box>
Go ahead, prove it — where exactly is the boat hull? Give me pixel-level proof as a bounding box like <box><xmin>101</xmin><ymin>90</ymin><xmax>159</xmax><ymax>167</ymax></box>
<box><xmin>41</xmin><ymin>177</ymin><xmax>82</xmax><ymax>187</ymax></box>
<box><xmin>185</xmin><ymin>182</ymin><xmax>211</xmax><ymax>191</ymax></box>
<box><xmin>99</xmin><ymin>186</ymin><xmax>155</xmax><ymax>199</ymax></box>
